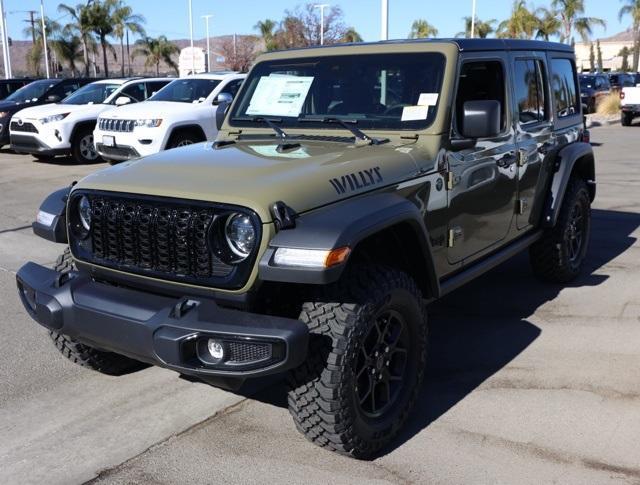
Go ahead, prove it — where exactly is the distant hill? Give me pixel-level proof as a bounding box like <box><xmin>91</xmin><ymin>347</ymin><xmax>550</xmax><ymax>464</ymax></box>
<box><xmin>0</xmin><ymin>35</ymin><xmax>258</xmax><ymax>77</ymax></box>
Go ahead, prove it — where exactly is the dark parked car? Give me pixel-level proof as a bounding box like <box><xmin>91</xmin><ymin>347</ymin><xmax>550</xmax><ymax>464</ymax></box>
<box><xmin>0</xmin><ymin>78</ymin><xmax>35</xmax><ymax>100</ymax></box>
<box><xmin>579</xmin><ymin>73</ymin><xmax>611</xmax><ymax>113</ymax></box>
<box><xmin>0</xmin><ymin>78</ymin><xmax>95</xmax><ymax>147</ymax></box>
<box><xmin>631</xmin><ymin>72</ymin><xmax>640</xmax><ymax>86</ymax></box>
<box><xmin>608</xmin><ymin>72</ymin><xmax>635</xmax><ymax>91</ymax></box>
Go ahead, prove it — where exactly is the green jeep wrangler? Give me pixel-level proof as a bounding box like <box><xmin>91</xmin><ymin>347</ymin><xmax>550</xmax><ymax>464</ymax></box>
<box><xmin>17</xmin><ymin>39</ymin><xmax>595</xmax><ymax>458</ymax></box>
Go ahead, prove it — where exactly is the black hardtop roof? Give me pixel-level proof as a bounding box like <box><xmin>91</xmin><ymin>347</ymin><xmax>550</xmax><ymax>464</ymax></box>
<box><xmin>275</xmin><ymin>37</ymin><xmax>574</xmax><ymax>55</ymax></box>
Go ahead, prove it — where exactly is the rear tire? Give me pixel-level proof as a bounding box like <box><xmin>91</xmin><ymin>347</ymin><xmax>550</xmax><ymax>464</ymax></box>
<box><xmin>621</xmin><ymin>112</ymin><xmax>633</xmax><ymax>126</ymax></box>
<box><xmin>48</xmin><ymin>248</ymin><xmax>143</xmax><ymax>375</ymax></box>
<box><xmin>529</xmin><ymin>177</ymin><xmax>591</xmax><ymax>283</ymax></box>
<box><xmin>287</xmin><ymin>265</ymin><xmax>428</xmax><ymax>459</ymax></box>
<box><xmin>72</xmin><ymin>127</ymin><xmax>101</xmax><ymax>164</ymax></box>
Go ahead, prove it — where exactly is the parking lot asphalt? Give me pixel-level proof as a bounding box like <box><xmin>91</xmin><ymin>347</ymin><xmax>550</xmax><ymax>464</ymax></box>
<box><xmin>1</xmin><ymin>125</ymin><xmax>639</xmax><ymax>484</ymax></box>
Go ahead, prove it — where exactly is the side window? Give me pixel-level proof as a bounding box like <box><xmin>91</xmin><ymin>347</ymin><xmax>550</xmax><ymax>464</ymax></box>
<box><xmin>49</xmin><ymin>82</ymin><xmax>80</xmax><ymax>99</ymax></box>
<box><xmin>514</xmin><ymin>59</ymin><xmax>546</xmax><ymax>124</ymax></box>
<box><xmin>221</xmin><ymin>79</ymin><xmax>243</xmax><ymax>98</ymax></box>
<box><xmin>455</xmin><ymin>60</ymin><xmax>507</xmax><ymax>134</ymax></box>
<box><xmin>121</xmin><ymin>82</ymin><xmax>146</xmax><ymax>101</ymax></box>
<box><xmin>146</xmin><ymin>81</ymin><xmax>169</xmax><ymax>98</ymax></box>
<box><xmin>550</xmin><ymin>58</ymin><xmax>580</xmax><ymax>118</ymax></box>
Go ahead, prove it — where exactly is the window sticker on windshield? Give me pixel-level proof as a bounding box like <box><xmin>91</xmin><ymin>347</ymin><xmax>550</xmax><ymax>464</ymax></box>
<box><xmin>417</xmin><ymin>92</ymin><xmax>439</xmax><ymax>106</ymax></box>
<box><xmin>246</xmin><ymin>75</ymin><xmax>314</xmax><ymax>117</ymax></box>
<box><xmin>401</xmin><ymin>105</ymin><xmax>430</xmax><ymax>121</ymax></box>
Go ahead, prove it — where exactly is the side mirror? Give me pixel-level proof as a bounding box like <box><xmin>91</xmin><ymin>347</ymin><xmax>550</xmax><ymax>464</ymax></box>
<box><xmin>460</xmin><ymin>100</ymin><xmax>501</xmax><ymax>139</ymax></box>
<box><xmin>213</xmin><ymin>92</ymin><xmax>233</xmax><ymax>106</ymax></box>
<box><xmin>215</xmin><ymin>99</ymin><xmax>231</xmax><ymax>130</ymax></box>
<box><xmin>115</xmin><ymin>96</ymin><xmax>131</xmax><ymax>106</ymax></box>
<box><xmin>46</xmin><ymin>94</ymin><xmax>61</xmax><ymax>103</ymax></box>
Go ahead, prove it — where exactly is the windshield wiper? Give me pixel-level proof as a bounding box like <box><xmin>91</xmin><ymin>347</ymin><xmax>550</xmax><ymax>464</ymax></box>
<box><xmin>299</xmin><ymin>116</ymin><xmax>387</xmax><ymax>145</ymax></box>
<box><xmin>234</xmin><ymin>116</ymin><xmax>290</xmax><ymax>141</ymax></box>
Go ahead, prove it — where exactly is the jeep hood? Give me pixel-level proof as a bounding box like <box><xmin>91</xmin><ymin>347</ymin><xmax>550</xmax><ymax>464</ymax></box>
<box><xmin>75</xmin><ymin>140</ymin><xmax>421</xmax><ymax>222</ymax></box>
<box><xmin>100</xmin><ymin>100</ymin><xmax>209</xmax><ymax>119</ymax></box>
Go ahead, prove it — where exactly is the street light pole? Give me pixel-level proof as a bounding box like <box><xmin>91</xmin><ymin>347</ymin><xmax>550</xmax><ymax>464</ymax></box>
<box><xmin>0</xmin><ymin>0</ymin><xmax>9</xmax><ymax>79</ymax></box>
<box><xmin>40</xmin><ymin>0</ymin><xmax>49</xmax><ymax>78</ymax></box>
<box><xmin>202</xmin><ymin>14</ymin><xmax>212</xmax><ymax>71</ymax></box>
<box><xmin>470</xmin><ymin>0</ymin><xmax>476</xmax><ymax>38</ymax></box>
<box><xmin>380</xmin><ymin>0</ymin><xmax>388</xmax><ymax>41</ymax></box>
<box><xmin>314</xmin><ymin>4</ymin><xmax>328</xmax><ymax>46</ymax></box>
<box><xmin>188</xmin><ymin>0</ymin><xmax>194</xmax><ymax>74</ymax></box>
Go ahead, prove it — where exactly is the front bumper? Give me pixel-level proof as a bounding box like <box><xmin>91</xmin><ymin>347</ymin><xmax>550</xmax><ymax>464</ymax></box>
<box><xmin>16</xmin><ymin>262</ymin><xmax>308</xmax><ymax>386</ymax></box>
<box><xmin>10</xmin><ymin>134</ymin><xmax>69</xmax><ymax>157</ymax></box>
<box><xmin>621</xmin><ymin>104</ymin><xmax>640</xmax><ymax>113</ymax></box>
<box><xmin>95</xmin><ymin>142</ymin><xmax>140</xmax><ymax>161</ymax></box>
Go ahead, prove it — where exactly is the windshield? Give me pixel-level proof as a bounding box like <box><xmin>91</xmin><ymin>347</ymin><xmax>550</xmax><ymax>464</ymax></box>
<box><xmin>5</xmin><ymin>80</ymin><xmax>57</xmax><ymax>103</ymax></box>
<box><xmin>579</xmin><ymin>76</ymin><xmax>595</xmax><ymax>88</ymax></box>
<box><xmin>62</xmin><ymin>82</ymin><xmax>120</xmax><ymax>105</ymax></box>
<box><xmin>149</xmin><ymin>79</ymin><xmax>220</xmax><ymax>103</ymax></box>
<box><xmin>230</xmin><ymin>53</ymin><xmax>446</xmax><ymax>131</ymax></box>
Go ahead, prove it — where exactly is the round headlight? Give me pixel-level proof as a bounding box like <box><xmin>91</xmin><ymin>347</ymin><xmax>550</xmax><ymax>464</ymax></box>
<box><xmin>78</xmin><ymin>196</ymin><xmax>92</xmax><ymax>231</ymax></box>
<box><xmin>224</xmin><ymin>213</ymin><xmax>256</xmax><ymax>260</ymax></box>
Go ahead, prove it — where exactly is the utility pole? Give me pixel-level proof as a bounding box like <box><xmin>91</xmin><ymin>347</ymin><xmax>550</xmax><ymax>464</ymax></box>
<box><xmin>380</xmin><ymin>0</ymin><xmax>388</xmax><ymax>41</ymax></box>
<box><xmin>202</xmin><ymin>14</ymin><xmax>212</xmax><ymax>71</ymax></box>
<box><xmin>314</xmin><ymin>4</ymin><xmax>328</xmax><ymax>46</ymax></box>
<box><xmin>470</xmin><ymin>0</ymin><xmax>476</xmax><ymax>38</ymax></box>
<box><xmin>0</xmin><ymin>0</ymin><xmax>10</xmax><ymax>78</ymax></box>
<box><xmin>188</xmin><ymin>0</ymin><xmax>194</xmax><ymax>74</ymax></box>
<box><xmin>40</xmin><ymin>0</ymin><xmax>50</xmax><ymax>78</ymax></box>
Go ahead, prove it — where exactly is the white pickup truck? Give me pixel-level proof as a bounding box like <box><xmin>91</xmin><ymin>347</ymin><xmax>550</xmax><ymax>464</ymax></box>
<box><xmin>621</xmin><ymin>83</ymin><xmax>640</xmax><ymax>126</ymax></box>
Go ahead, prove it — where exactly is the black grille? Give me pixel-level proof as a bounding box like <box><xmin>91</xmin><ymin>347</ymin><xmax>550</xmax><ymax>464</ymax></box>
<box><xmin>98</xmin><ymin>118</ymin><xmax>135</xmax><ymax>132</ymax></box>
<box><xmin>10</xmin><ymin>121</ymin><xmax>38</xmax><ymax>133</ymax></box>
<box><xmin>86</xmin><ymin>194</ymin><xmax>233</xmax><ymax>282</ymax></box>
<box><xmin>227</xmin><ymin>341</ymin><xmax>272</xmax><ymax>364</ymax></box>
<box><xmin>95</xmin><ymin>143</ymin><xmax>140</xmax><ymax>159</ymax></box>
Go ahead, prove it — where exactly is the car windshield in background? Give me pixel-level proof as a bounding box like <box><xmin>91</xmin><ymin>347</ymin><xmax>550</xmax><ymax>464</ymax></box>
<box><xmin>149</xmin><ymin>79</ymin><xmax>221</xmax><ymax>103</ymax></box>
<box><xmin>230</xmin><ymin>53</ymin><xmax>446</xmax><ymax>131</ymax></box>
<box><xmin>5</xmin><ymin>80</ymin><xmax>57</xmax><ymax>103</ymax></box>
<box><xmin>62</xmin><ymin>83</ymin><xmax>120</xmax><ymax>105</ymax></box>
<box><xmin>580</xmin><ymin>76</ymin><xmax>595</xmax><ymax>88</ymax></box>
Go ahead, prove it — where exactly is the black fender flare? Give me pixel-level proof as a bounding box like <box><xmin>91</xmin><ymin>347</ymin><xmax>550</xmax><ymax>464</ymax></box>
<box><xmin>69</xmin><ymin>120</ymin><xmax>97</xmax><ymax>144</ymax></box>
<box><xmin>32</xmin><ymin>186</ymin><xmax>72</xmax><ymax>243</ymax></box>
<box><xmin>258</xmin><ymin>193</ymin><xmax>440</xmax><ymax>296</ymax></box>
<box><xmin>544</xmin><ymin>141</ymin><xmax>595</xmax><ymax>227</ymax></box>
<box><xmin>166</xmin><ymin>124</ymin><xmax>207</xmax><ymax>147</ymax></box>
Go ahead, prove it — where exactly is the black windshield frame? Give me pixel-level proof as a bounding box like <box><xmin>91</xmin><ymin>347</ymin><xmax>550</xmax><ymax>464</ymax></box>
<box><xmin>229</xmin><ymin>52</ymin><xmax>446</xmax><ymax>132</ymax></box>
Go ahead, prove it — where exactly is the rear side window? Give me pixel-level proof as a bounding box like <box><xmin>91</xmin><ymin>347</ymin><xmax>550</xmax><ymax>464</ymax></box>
<box><xmin>551</xmin><ymin>58</ymin><xmax>579</xmax><ymax>118</ymax></box>
<box><xmin>514</xmin><ymin>59</ymin><xmax>546</xmax><ymax>124</ymax></box>
<box><xmin>121</xmin><ymin>82</ymin><xmax>146</xmax><ymax>101</ymax></box>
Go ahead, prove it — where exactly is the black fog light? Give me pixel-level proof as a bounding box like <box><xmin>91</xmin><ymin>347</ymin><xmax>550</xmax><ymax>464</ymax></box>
<box><xmin>196</xmin><ymin>338</ymin><xmax>226</xmax><ymax>365</ymax></box>
<box><xmin>54</xmin><ymin>129</ymin><xmax>62</xmax><ymax>142</ymax></box>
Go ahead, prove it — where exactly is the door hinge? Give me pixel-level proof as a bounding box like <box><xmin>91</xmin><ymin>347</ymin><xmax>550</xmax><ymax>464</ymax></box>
<box><xmin>517</xmin><ymin>149</ymin><xmax>527</xmax><ymax>167</ymax></box>
<box><xmin>445</xmin><ymin>171</ymin><xmax>454</xmax><ymax>190</ymax></box>
<box><xmin>447</xmin><ymin>226</ymin><xmax>463</xmax><ymax>247</ymax></box>
<box><xmin>516</xmin><ymin>198</ymin><xmax>529</xmax><ymax>215</ymax></box>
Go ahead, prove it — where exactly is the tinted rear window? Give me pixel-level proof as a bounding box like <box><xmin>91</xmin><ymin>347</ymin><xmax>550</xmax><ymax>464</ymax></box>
<box><xmin>551</xmin><ymin>59</ymin><xmax>579</xmax><ymax>118</ymax></box>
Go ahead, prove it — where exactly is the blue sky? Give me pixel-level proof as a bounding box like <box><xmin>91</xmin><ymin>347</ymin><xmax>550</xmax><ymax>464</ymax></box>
<box><xmin>2</xmin><ymin>0</ymin><xmax>630</xmax><ymax>42</ymax></box>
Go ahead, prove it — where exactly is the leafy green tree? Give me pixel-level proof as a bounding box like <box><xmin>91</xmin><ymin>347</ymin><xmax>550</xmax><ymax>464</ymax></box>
<box><xmin>58</xmin><ymin>3</ymin><xmax>93</xmax><ymax>76</ymax></box>
<box><xmin>552</xmin><ymin>0</ymin><xmax>606</xmax><ymax>44</ymax></box>
<box><xmin>132</xmin><ymin>35</ymin><xmax>179</xmax><ymax>75</ymax></box>
<box><xmin>254</xmin><ymin>19</ymin><xmax>278</xmax><ymax>51</ymax></box>
<box><xmin>23</xmin><ymin>16</ymin><xmax>61</xmax><ymax>76</ymax></box>
<box><xmin>409</xmin><ymin>19</ymin><xmax>438</xmax><ymax>39</ymax></box>
<box><xmin>535</xmin><ymin>7</ymin><xmax>562</xmax><ymax>41</ymax></box>
<box><xmin>340</xmin><ymin>27</ymin><xmax>363</xmax><ymax>43</ymax></box>
<box><xmin>619</xmin><ymin>0</ymin><xmax>640</xmax><ymax>71</ymax></box>
<box><xmin>51</xmin><ymin>34</ymin><xmax>83</xmax><ymax>76</ymax></box>
<box><xmin>457</xmin><ymin>16</ymin><xmax>496</xmax><ymax>38</ymax></box>
<box><xmin>497</xmin><ymin>1</ymin><xmax>538</xmax><ymax>39</ymax></box>
<box><xmin>111</xmin><ymin>0</ymin><xmax>145</xmax><ymax>76</ymax></box>
<box><xmin>619</xmin><ymin>46</ymin><xmax>631</xmax><ymax>71</ymax></box>
<box><xmin>85</xmin><ymin>0</ymin><xmax>118</xmax><ymax>77</ymax></box>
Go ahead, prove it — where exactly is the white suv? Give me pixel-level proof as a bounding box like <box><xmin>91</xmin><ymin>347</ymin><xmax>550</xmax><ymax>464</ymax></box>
<box><xmin>94</xmin><ymin>72</ymin><xmax>245</xmax><ymax>163</ymax></box>
<box><xmin>10</xmin><ymin>78</ymin><xmax>172</xmax><ymax>163</ymax></box>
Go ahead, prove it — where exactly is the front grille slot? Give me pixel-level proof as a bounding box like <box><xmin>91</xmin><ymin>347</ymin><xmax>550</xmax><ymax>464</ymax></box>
<box><xmin>98</xmin><ymin>118</ymin><xmax>135</xmax><ymax>132</ymax></box>
<box><xmin>89</xmin><ymin>195</ymin><xmax>233</xmax><ymax>281</ymax></box>
<box><xmin>227</xmin><ymin>342</ymin><xmax>272</xmax><ymax>364</ymax></box>
<box><xmin>10</xmin><ymin>121</ymin><xmax>38</xmax><ymax>133</ymax></box>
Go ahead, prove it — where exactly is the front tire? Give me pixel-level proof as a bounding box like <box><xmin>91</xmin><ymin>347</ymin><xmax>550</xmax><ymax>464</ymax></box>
<box><xmin>72</xmin><ymin>127</ymin><xmax>101</xmax><ymax>164</ymax></box>
<box><xmin>48</xmin><ymin>248</ymin><xmax>143</xmax><ymax>375</ymax></box>
<box><xmin>621</xmin><ymin>112</ymin><xmax>633</xmax><ymax>126</ymax></box>
<box><xmin>166</xmin><ymin>130</ymin><xmax>202</xmax><ymax>150</ymax></box>
<box><xmin>529</xmin><ymin>177</ymin><xmax>591</xmax><ymax>283</ymax></box>
<box><xmin>288</xmin><ymin>265</ymin><xmax>428</xmax><ymax>458</ymax></box>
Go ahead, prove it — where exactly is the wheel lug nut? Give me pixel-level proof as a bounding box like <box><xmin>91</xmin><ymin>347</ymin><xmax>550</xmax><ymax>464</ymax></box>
<box><xmin>374</xmin><ymin>351</ymin><xmax>379</xmax><ymax>357</ymax></box>
<box><xmin>371</xmin><ymin>368</ymin><xmax>376</xmax><ymax>374</ymax></box>
<box><xmin>385</xmin><ymin>361</ymin><xmax>390</xmax><ymax>366</ymax></box>
<box><xmin>385</xmin><ymin>346</ymin><xmax>390</xmax><ymax>353</ymax></box>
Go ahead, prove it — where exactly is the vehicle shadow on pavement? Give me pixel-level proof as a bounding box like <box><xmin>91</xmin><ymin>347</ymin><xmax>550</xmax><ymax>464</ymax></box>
<box><xmin>216</xmin><ymin>209</ymin><xmax>639</xmax><ymax>457</ymax></box>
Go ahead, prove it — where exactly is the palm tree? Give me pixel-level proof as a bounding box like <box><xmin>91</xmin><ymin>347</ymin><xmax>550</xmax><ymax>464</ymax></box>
<box><xmin>535</xmin><ymin>7</ymin><xmax>562</xmax><ymax>41</ymax></box>
<box><xmin>111</xmin><ymin>1</ymin><xmax>145</xmax><ymax>77</ymax></box>
<box><xmin>254</xmin><ymin>19</ymin><xmax>277</xmax><ymax>51</ymax></box>
<box><xmin>552</xmin><ymin>0</ymin><xmax>606</xmax><ymax>44</ymax></box>
<box><xmin>497</xmin><ymin>0</ymin><xmax>538</xmax><ymax>39</ymax></box>
<box><xmin>132</xmin><ymin>35</ymin><xmax>179</xmax><ymax>75</ymax></box>
<box><xmin>409</xmin><ymin>20</ymin><xmax>438</xmax><ymax>39</ymax></box>
<box><xmin>51</xmin><ymin>34</ymin><xmax>83</xmax><ymax>76</ymax></box>
<box><xmin>340</xmin><ymin>28</ymin><xmax>363</xmax><ymax>43</ymax></box>
<box><xmin>457</xmin><ymin>16</ymin><xmax>496</xmax><ymax>38</ymax></box>
<box><xmin>85</xmin><ymin>0</ymin><xmax>117</xmax><ymax>76</ymax></box>
<box><xmin>23</xmin><ymin>16</ymin><xmax>62</xmax><ymax>76</ymax></box>
<box><xmin>619</xmin><ymin>0</ymin><xmax>640</xmax><ymax>72</ymax></box>
<box><xmin>58</xmin><ymin>3</ymin><xmax>93</xmax><ymax>76</ymax></box>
